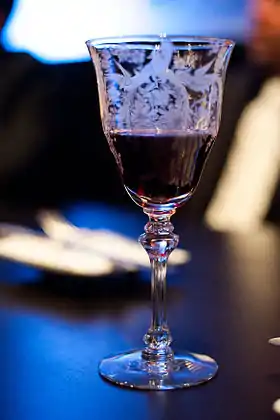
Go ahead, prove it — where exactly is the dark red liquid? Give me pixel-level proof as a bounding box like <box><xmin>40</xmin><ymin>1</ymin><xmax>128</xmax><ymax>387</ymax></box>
<box><xmin>109</xmin><ymin>130</ymin><xmax>215</xmax><ymax>205</ymax></box>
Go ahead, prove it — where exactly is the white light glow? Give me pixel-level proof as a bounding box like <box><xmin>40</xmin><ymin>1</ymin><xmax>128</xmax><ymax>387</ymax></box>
<box><xmin>273</xmin><ymin>399</ymin><xmax>280</xmax><ymax>415</ymax></box>
<box><xmin>0</xmin><ymin>214</ymin><xmax>190</xmax><ymax>276</ymax></box>
<box><xmin>37</xmin><ymin>211</ymin><xmax>191</xmax><ymax>268</ymax></box>
<box><xmin>205</xmin><ymin>78</ymin><xmax>280</xmax><ymax>233</ymax></box>
<box><xmin>0</xmin><ymin>225</ymin><xmax>114</xmax><ymax>276</ymax></box>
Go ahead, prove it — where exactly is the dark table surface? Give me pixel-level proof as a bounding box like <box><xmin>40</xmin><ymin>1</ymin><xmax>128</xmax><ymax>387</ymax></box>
<box><xmin>0</xmin><ymin>201</ymin><xmax>280</xmax><ymax>420</ymax></box>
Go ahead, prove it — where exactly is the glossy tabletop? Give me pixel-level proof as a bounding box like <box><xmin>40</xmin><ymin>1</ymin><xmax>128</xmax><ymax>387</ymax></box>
<box><xmin>0</xmin><ymin>204</ymin><xmax>279</xmax><ymax>420</ymax></box>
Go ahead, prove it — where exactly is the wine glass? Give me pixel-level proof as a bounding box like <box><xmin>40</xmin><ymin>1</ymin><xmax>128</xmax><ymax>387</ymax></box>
<box><xmin>86</xmin><ymin>35</ymin><xmax>234</xmax><ymax>390</ymax></box>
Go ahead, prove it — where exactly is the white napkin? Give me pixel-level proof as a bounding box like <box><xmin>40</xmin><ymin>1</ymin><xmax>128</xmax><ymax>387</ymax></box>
<box><xmin>0</xmin><ymin>224</ymin><xmax>113</xmax><ymax>276</ymax></box>
<box><xmin>0</xmin><ymin>211</ymin><xmax>190</xmax><ymax>276</ymax></box>
<box><xmin>38</xmin><ymin>211</ymin><xmax>191</xmax><ymax>269</ymax></box>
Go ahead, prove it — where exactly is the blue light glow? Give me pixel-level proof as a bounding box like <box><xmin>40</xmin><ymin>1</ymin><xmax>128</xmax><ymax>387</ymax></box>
<box><xmin>2</xmin><ymin>0</ymin><xmax>246</xmax><ymax>64</ymax></box>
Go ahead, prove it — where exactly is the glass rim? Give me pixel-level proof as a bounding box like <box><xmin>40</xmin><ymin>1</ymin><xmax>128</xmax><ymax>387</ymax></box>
<box><xmin>85</xmin><ymin>34</ymin><xmax>235</xmax><ymax>48</ymax></box>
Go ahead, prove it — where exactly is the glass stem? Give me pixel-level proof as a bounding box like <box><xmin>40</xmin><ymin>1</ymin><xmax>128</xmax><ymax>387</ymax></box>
<box><xmin>139</xmin><ymin>211</ymin><xmax>179</xmax><ymax>362</ymax></box>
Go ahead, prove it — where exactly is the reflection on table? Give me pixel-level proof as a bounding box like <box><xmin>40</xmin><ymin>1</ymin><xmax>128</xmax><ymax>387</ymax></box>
<box><xmin>0</xmin><ymin>203</ymin><xmax>279</xmax><ymax>419</ymax></box>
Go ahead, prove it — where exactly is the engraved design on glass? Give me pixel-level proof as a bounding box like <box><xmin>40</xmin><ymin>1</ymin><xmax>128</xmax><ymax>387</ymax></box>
<box><xmin>86</xmin><ymin>35</ymin><xmax>234</xmax><ymax>390</ymax></box>
<box><xmin>98</xmin><ymin>40</ymin><xmax>227</xmax><ymax>134</ymax></box>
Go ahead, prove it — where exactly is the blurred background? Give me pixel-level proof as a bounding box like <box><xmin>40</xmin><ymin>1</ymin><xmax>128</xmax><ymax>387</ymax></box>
<box><xmin>3</xmin><ymin>0</ymin><xmax>246</xmax><ymax>63</ymax></box>
<box><xmin>0</xmin><ymin>4</ymin><xmax>279</xmax><ymax>415</ymax></box>
<box><xmin>0</xmin><ymin>0</ymin><xmax>279</xmax><ymax>233</ymax></box>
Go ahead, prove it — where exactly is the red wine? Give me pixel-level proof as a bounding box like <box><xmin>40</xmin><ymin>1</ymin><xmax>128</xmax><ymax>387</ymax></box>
<box><xmin>108</xmin><ymin>130</ymin><xmax>215</xmax><ymax>209</ymax></box>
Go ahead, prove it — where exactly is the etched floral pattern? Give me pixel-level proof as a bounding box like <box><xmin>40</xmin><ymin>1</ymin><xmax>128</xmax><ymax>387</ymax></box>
<box><xmin>91</xmin><ymin>39</ymin><xmax>230</xmax><ymax>136</ymax></box>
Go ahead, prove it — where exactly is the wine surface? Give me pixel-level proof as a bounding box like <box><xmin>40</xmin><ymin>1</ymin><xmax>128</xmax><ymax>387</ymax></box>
<box><xmin>108</xmin><ymin>130</ymin><xmax>215</xmax><ymax>207</ymax></box>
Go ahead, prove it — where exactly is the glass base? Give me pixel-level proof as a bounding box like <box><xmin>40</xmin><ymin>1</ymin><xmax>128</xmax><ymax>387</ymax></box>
<box><xmin>99</xmin><ymin>349</ymin><xmax>218</xmax><ymax>390</ymax></box>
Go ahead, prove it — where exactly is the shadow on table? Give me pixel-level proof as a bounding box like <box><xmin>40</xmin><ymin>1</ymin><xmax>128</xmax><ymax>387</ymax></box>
<box><xmin>0</xmin><ymin>262</ymin><xmax>184</xmax><ymax>323</ymax></box>
<box><xmin>0</xmin><ymin>269</ymin><xmax>149</xmax><ymax>318</ymax></box>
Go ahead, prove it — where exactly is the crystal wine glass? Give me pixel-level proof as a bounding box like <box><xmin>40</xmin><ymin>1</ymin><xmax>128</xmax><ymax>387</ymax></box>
<box><xmin>86</xmin><ymin>35</ymin><xmax>234</xmax><ymax>390</ymax></box>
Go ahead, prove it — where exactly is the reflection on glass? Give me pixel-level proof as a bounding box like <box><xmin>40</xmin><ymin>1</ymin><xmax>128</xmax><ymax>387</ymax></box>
<box><xmin>86</xmin><ymin>35</ymin><xmax>234</xmax><ymax>389</ymax></box>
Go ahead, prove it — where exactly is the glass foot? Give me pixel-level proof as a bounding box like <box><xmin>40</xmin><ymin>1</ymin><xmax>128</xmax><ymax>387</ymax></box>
<box><xmin>99</xmin><ymin>349</ymin><xmax>218</xmax><ymax>390</ymax></box>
